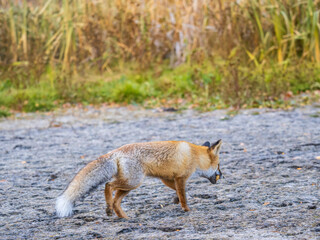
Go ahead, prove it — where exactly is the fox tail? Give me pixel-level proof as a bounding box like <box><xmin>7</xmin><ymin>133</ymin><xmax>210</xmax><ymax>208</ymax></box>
<box><xmin>55</xmin><ymin>158</ymin><xmax>116</xmax><ymax>217</ymax></box>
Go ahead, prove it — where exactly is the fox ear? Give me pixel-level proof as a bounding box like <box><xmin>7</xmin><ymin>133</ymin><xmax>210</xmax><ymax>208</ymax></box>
<box><xmin>209</xmin><ymin>139</ymin><xmax>222</xmax><ymax>155</ymax></box>
<box><xmin>202</xmin><ymin>141</ymin><xmax>210</xmax><ymax>147</ymax></box>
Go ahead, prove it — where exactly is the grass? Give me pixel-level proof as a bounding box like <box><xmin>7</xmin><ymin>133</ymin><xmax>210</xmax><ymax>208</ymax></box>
<box><xmin>1</xmin><ymin>0</ymin><xmax>320</xmax><ymax>113</ymax></box>
<box><xmin>0</xmin><ymin>108</ymin><xmax>11</xmax><ymax>118</ymax></box>
<box><xmin>1</xmin><ymin>61</ymin><xmax>319</xmax><ymax>114</ymax></box>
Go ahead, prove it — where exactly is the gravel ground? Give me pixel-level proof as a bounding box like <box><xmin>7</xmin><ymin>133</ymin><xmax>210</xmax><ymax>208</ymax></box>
<box><xmin>0</xmin><ymin>105</ymin><xmax>319</xmax><ymax>239</ymax></box>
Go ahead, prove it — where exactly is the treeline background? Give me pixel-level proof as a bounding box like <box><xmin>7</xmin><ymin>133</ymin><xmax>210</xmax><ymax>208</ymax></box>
<box><xmin>1</xmin><ymin>0</ymin><xmax>320</xmax><ymax>112</ymax></box>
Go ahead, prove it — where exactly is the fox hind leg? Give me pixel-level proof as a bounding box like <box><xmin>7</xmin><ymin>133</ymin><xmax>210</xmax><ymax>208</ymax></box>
<box><xmin>160</xmin><ymin>178</ymin><xmax>179</xmax><ymax>204</ymax></box>
<box><xmin>104</xmin><ymin>183</ymin><xmax>114</xmax><ymax>216</ymax></box>
<box><xmin>113</xmin><ymin>190</ymin><xmax>130</xmax><ymax>219</ymax></box>
<box><xmin>108</xmin><ymin>161</ymin><xmax>144</xmax><ymax>218</ymax></box>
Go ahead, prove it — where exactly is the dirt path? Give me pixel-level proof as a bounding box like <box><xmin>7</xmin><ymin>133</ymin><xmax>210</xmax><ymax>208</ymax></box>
<box><xmin>0</xmin><ymin>105</ymin><xmax>319</xmax><ymax>239</ymax></box>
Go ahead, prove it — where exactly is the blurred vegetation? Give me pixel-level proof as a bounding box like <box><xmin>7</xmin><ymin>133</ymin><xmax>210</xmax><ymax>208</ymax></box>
<box><xmin>0</xmin><ymin>0</ymin><xmax>320</xmax><ymax>112</ymax></box>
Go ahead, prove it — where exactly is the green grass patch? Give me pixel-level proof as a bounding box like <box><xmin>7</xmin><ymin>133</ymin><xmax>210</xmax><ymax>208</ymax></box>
<box><xmin>0</xmin><ymin>108</ymin><xmax>11</xmax><ymax>118</ymax></box>
<box><xmin>0</xmin><ymin>61</ymin><xmax>320</xmax><ymax>112</ymax></box>
<box><xmin>0</xmin><ymin>81</ymin><xmax>58</xmax><ymax>112</ymax></box>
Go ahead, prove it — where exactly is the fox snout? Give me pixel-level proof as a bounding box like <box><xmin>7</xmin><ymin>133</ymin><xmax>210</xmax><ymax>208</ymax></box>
<box><xmin>198</xmin><ymin>165</ymin><xmax>223</xmax><ymax>184</ymax></box>
<box><xmin>208</xmin><ymin>168</ymin><xmax>222</xmax><ymax>184</ymax></box>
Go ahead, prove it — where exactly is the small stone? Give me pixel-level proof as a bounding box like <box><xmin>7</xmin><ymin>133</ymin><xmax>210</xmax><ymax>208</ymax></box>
<box><xmin>214</xmin><ymin>200</ymin><xmax>225</xmax><ymax>205</ymax></box>
<box><xmin>216</xmin><ymin>205</ymin><xmax>227</xmax><ymax>210</ymax></box>
<box><xmin>47</xmin><ymin>174</ymin><xmax>58</xmax><ymax>181</ymax></box>
<box><xmin>229</xmin><ymin>197</ymin><xmax>241</xmax><ymax>202</ymax></box>
<box><xmin>261</xmin><ymin>223</ymin><xmax>271</xmax><ymax>228</ymax></box>
<box><xmin>117</xmin><ymin>228</ymin><xmax>136</xmax><ymax>234</ymax></box>
<box><xmin>307</xmin><ymin>205</ymin><xmax>317</xmax><ymax>209</ymax></box>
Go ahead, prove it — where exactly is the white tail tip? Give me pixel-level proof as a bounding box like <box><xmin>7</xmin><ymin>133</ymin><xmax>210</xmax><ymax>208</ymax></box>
<box><xmin>56</xmin><ymin>195</ymin><xmax>73</xmax><ymax>217</ymax></box>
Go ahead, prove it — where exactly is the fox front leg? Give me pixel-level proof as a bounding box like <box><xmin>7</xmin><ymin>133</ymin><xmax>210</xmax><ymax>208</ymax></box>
<box><xmin>104</xmin><ymin>183</ymin><xmax>114</xmax><ymax>216</ymax></box>
<box><xmin>174</xmin><ymin>177</ymin><xmax>190</xmax><ymax>212</ymax></box>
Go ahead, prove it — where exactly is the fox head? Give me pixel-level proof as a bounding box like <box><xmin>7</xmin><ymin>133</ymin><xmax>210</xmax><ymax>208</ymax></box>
<box><xmin>198</xmin><ymin>140</ymin><xmax>222</xmax><ymax>184</ymax></box>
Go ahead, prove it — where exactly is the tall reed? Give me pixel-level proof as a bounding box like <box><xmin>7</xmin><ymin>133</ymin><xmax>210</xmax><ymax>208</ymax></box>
<box><xmin>0</xmin><ymin>0</ymin><xmax>319</xmax><ymax>100</ymax></box>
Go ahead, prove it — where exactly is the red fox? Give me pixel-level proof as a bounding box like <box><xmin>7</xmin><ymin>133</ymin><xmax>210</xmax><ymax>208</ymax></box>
<box><xmin>56</xmin><ymin>140</ymin><xmax>222</xmax><ymax>218</ymax></box>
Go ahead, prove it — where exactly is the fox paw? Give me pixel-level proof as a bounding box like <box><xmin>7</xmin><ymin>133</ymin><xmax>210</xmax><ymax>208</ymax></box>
<box><xmin>173</xmin><ymin>197</ymin><xmax>179</xmax><ymax>204</ymax></box>
<box><xmin>106</xmin><ymin>208</ymin><xmax>113</xmax><ymax>216</ymax></box>
<box><xmin>183</xmin><ymin>206</ymin><xmax>190</xmax><ymax>212</ymax></box>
